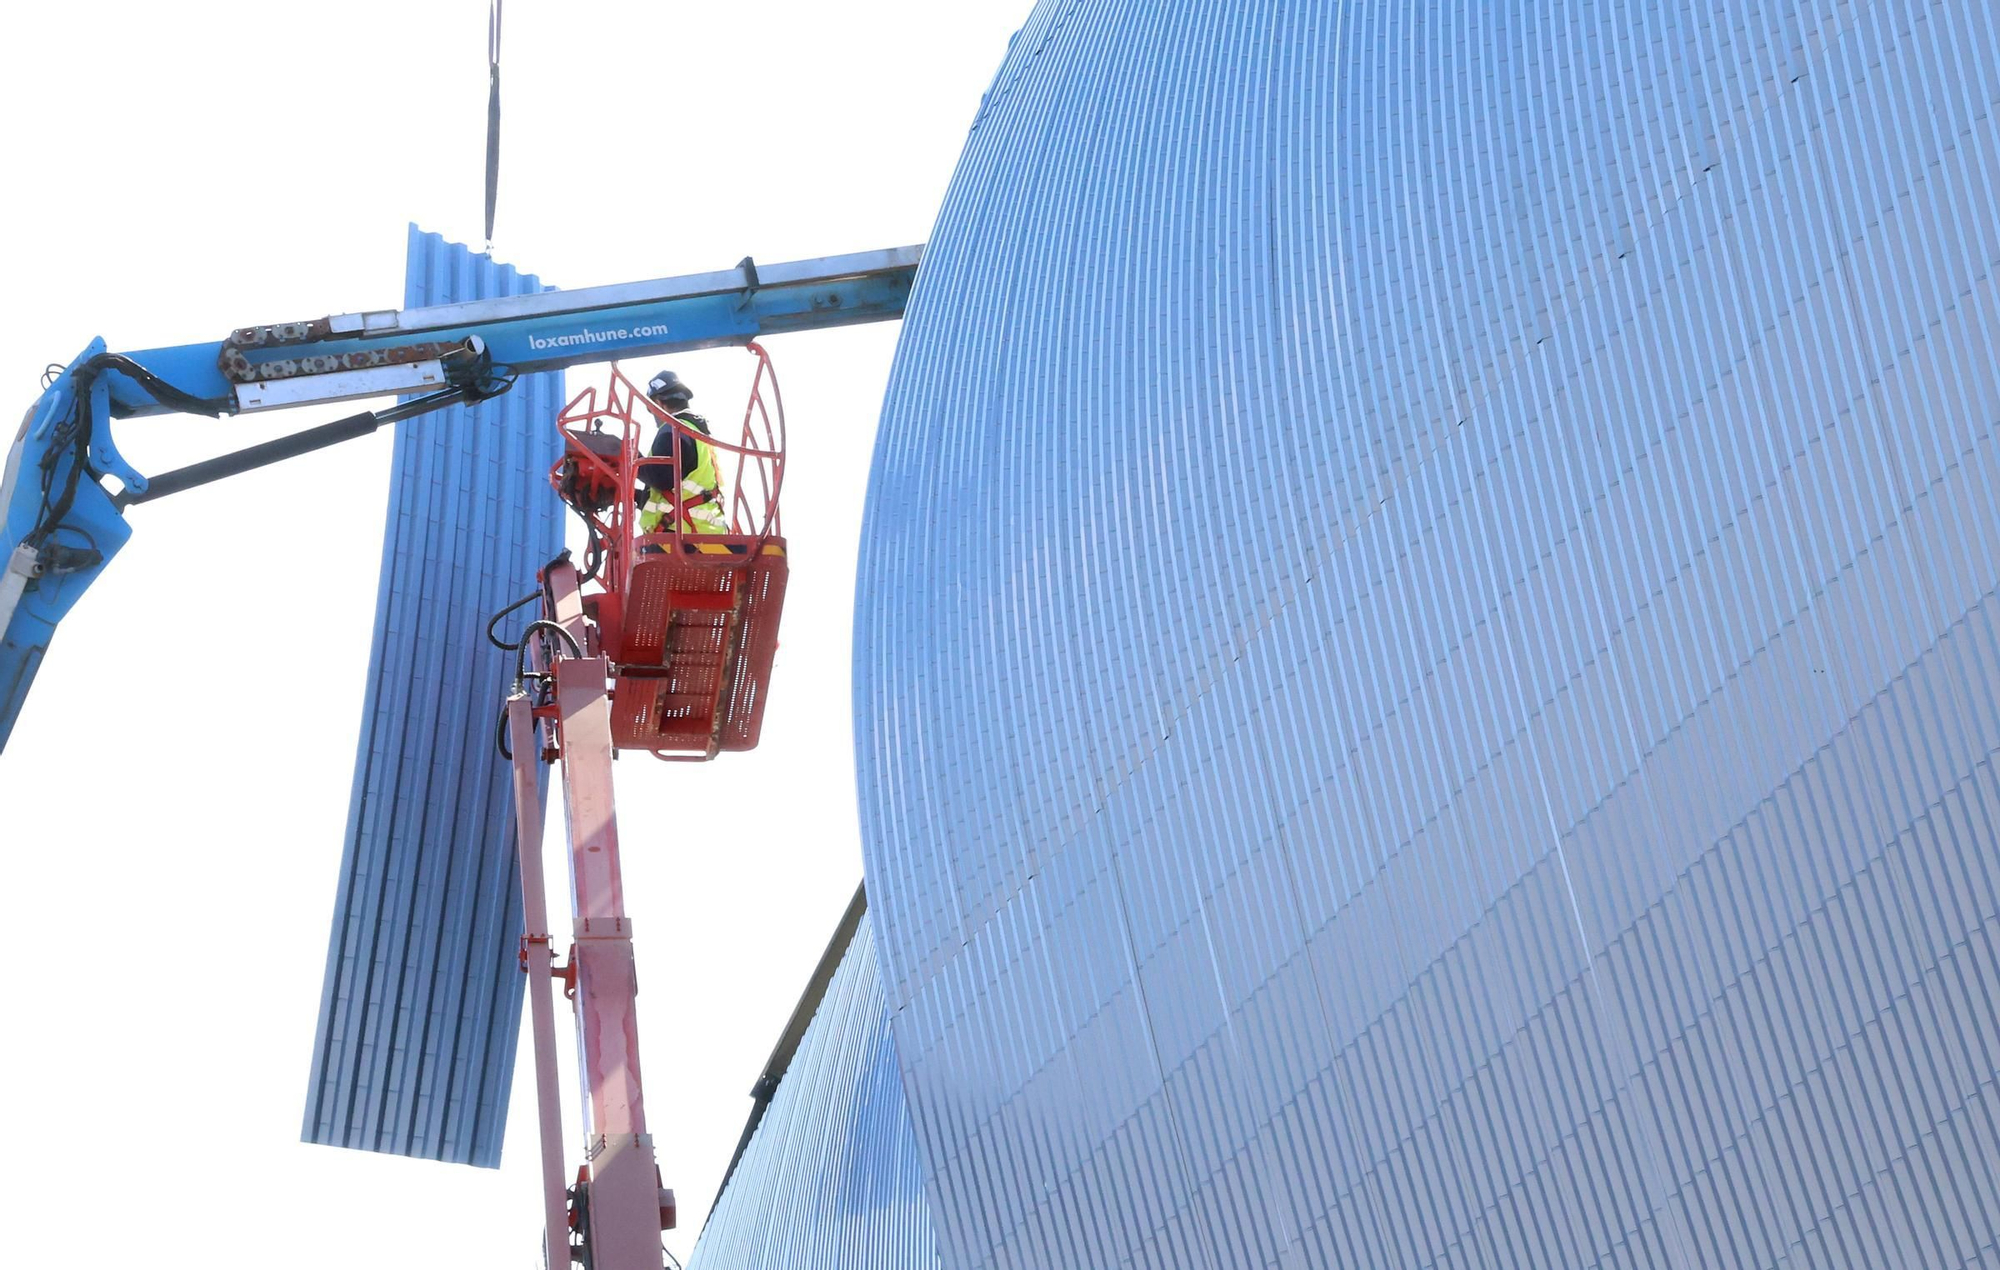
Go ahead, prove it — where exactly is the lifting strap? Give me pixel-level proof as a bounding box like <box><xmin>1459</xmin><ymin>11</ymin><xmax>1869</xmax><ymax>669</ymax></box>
<box><xmin>484</xmin><ymin>0</ymin><xmax>503</xmax><ymax>251</ymax></box>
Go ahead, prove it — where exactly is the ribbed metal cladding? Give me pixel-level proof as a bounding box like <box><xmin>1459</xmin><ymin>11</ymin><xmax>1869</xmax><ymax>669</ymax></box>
<box><xmin>856</xmin><ymin>3</ymin><xmax>2000</xmax><ymax>1268</ymax></box>
<box><xmin>689</xmin><ymin>911</ymin><xmax>941</xmax><ymax>1270</ymax></box>
<box><xmin>302</xmin><ymin>227</ymin><xmax>564</xmax><ymax>1168</ymax></box>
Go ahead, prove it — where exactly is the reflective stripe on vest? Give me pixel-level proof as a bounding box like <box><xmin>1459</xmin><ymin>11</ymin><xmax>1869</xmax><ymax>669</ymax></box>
<box><xmin>638</xmin><ymin>425</ymin><xmax>724</xmax><ymax>535</ymax></box>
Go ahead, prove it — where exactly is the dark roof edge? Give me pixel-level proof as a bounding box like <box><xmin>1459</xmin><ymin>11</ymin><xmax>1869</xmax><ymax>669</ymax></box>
<box><xmin>705</xmin><ymin>879</ymin><xmax>869</xmax><ymax>1223</ymax></box>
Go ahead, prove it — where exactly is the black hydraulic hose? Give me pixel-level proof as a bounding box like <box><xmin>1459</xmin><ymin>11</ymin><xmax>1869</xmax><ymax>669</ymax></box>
<box><xmin>577</xmin><ymin>521</ymin><xmax>605</xmax><ymax>584</ymax></box>
<box><xmin>32</xmin><ymin>350</ymin><xmax>239</xmax><ymax>541</ymax></box>
<box><xmin>486</xmin><ymin>589</ymin><xmax>542</xmax><ymax>651</ymax></box>
<box><xmin>36</xmin><ymin>346</ymin><xmax>505</xmax><ymax>538</ymax></box>
<box><xmin>89</xmin><ymin>352</ymin><xmax>230</xmax><ymax>418</ymax></box>
<box><xmin>487</xmin><ymin>543</ymin><xmax>589</xmax><ymax>653</ymax></box>
<box><xmin>512</xmin><ymin>620</ymin><xmax>581</xmax><ymax>697</ymax></box>
<box><xmin>28</xmin><ymin>403</ymin><xmax>92</xmax><ymax>550</ymax></box>
<box><xmin>517</xmin><ymin>619</ymin><xmax>582</xmax><ymax>661</ymax></box>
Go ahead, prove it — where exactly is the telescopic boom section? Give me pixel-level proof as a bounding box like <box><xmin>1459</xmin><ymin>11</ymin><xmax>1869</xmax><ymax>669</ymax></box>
<box><xmin>1</xmin><ymin>245</ymin><xmax>918</xmax><ymax>753</ymax></box>
<box><xmin>522</xmin><ymin>560</ymin><xmax>676</xmax><ymax>1270</ymax></box>
<box><xmin>102</xmin><ymin>246</ymin><xmax>922</xmax><ymax>418</ymax></box>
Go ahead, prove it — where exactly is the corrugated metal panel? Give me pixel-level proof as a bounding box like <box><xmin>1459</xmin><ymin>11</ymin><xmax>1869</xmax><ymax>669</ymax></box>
<box><xmin>689</xmin><ymin>910</ymin><xmax>940</xmax><ymax>1270</ymax></box>
<box><xmin>857</xmin><ymin>3</ymin><xmax>2000</xmax><ymax>1268</ymax></box>
<box><xmin>303</xmin><ymin>227</ymin><xmax>565</xmax><ymax>1168</ymax></box>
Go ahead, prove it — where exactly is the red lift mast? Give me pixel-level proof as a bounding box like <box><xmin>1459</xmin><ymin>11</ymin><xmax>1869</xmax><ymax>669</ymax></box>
<box><xmin>503</xmin><ymin>348</ymin><xmax>791</xmax><ymax>1268</ymax></box>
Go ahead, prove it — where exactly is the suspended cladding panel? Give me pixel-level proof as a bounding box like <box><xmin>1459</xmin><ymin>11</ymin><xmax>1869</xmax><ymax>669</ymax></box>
<box><xmin>857</xmin><ymin>3</ymin><xmax>2000</xmax><ymax>1268</ymax></box>
<box><xmin>689</xmin><ymin>910</ymin><xmax>941</xmax><ymax>1270</ymax></box>
<box><xmin>303</xmin><ymin>227</ymin><xmax>565</xmax><ymax>1168</ymax></box>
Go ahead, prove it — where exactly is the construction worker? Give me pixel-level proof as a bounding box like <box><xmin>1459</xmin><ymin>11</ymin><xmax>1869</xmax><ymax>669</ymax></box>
<box><xmin>637</xmin><ymin>369</ymin><xmax>733</xmax><ymax>551</ymax></box>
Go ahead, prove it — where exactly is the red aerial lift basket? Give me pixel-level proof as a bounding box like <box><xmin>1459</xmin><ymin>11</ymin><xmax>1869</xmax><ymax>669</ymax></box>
<box><xmin>549</xmin><ymin>347</ymin><xmax>789</xmax><ymax>758</ymax></box>
<box><xmin>607</xmin><ymin>542</ymin><xmax>788</xmax><ymax>754</ymax></box>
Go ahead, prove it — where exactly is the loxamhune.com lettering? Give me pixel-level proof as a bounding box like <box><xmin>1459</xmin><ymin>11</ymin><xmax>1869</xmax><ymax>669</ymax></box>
<box><xmin>526</xmin><ymin>322</ymin><xmax>671</xmax><ymax>352</ymax></box>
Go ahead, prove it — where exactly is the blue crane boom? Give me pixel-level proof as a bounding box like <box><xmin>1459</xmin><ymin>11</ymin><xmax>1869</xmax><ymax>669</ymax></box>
<box><xmin>0</xmin><ymin>244</ymin><xmax>921</xmax><ymax>751</ymax></box>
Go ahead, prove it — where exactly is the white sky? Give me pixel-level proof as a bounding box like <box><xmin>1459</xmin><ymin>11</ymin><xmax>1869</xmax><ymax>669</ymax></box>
<box><xmin>0</xmin><ymin>3</ymin><xmax>1028</xmax><ymax>1264</ymax></box>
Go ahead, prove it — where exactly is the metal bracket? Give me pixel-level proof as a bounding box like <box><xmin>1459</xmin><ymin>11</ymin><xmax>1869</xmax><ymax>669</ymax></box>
<box><xmin>217</xmin><ymin>316</ymin><xmax>486</xmax><ymax>410</ymax></box>
<box><xmin>521</xmin><ymin>934</ymin><xmax>577</xmax><ymax>992</ymax></box>
<box><xmin>78</xmin><ymin>375</ymin><xmax>148</xmax><ymax>499</ymax></box>
<box><xmin>557</xmin><ymin>941</ymin><xmax>578</xmax><ymax>998</ymax></box>
<box><xmin>518</xmin><ymin>930</ymin><xmax>553</xmax><ymax>966</ymax></box>
<box><xmin>0</xmin><ymin>545</ymin><xmax>39</xmax><ymax>636</ymax></box>
<box><xmin>233</xmin><ymin>360</ymin><xmax>452</xmax><ymax>412</ymax></box>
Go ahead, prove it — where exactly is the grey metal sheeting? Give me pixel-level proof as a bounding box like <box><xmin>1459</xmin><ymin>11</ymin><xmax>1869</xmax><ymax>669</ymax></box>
<box><xmin>303</xmin><ymin>226</ymin><xmax>564</xmax><ymax>1168</ymax></box>
<box><xmin>856</xmin><ymin>2</ymin><xmax>2000</xmax><ymax>1267</ymax></box>
<box><xmin>689</xmin><ymin>910</ymin><xmax>941</xmax><ymax>1270</ymax></box>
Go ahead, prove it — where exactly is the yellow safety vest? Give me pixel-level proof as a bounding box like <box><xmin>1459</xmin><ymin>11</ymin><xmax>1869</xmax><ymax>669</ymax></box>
<box><xmin>638</xmin><ymin>418</ymin><xmax>728</xmax><ymax>539</ymax></box>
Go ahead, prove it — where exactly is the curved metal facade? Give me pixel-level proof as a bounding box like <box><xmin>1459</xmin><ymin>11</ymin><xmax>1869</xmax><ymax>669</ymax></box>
<box><xmin>857</xmin><ymin>3</ymin><xmax>2000</xmax><ymax>1268</ymax></box>
<box><xmin>304</xmin><ymin>228</ymin><xmax>565</xmax><ymax>1167</ymax></box>
<box><xmin>691</xmin><ymin>911</ymin><xmax>940</xmax><ymax>1270</ymax></box>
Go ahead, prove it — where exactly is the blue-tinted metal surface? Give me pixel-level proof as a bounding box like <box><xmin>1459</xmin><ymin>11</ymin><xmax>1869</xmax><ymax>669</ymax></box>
<box><xmin>0</xmin><ymin>341</ymin><xmax>134</xmax><ymax>752</ymax></box>
<box><xmin>303</xmin><ymin>227</ymin><xmax>564</xmax><ymax>1167</ymax></box>
<box><xmin>103</xmin><ymin>255</ymin><xmax>918</xmax><ymax>417</ymax></box>
<box><xmin>690</xmin><ymin>911</ymin><xmax>940</xmax><ymax>1270</ymax></box>
<box><xmin>858</xmin><ymin>3</ymin><xmax>2000</xmax><ymax>1267</ymax></box>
